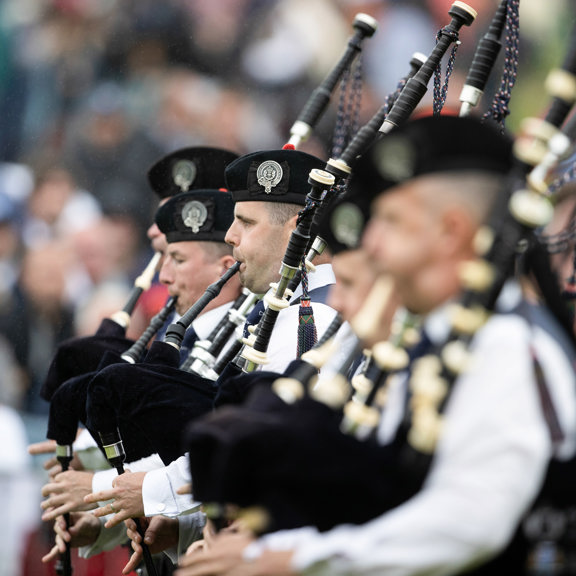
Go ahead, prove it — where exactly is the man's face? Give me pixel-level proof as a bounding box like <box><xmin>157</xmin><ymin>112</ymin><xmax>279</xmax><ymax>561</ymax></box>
<box><xmin>328</xmin><ymin>249</ymin><xmax>377</xmax><ymax>323</ymax></box>
<box><xmin>159</xmin><ymin>241</ymin><xmax>223</xmax><ymax>315</ymax></box>
<box><xmin>363</xmin><ymin>181</ymin><xmax>443</xmax><ymax>312</ymax></box>
<box><xmin>147</xmin><ymin>221</ymin><xmax>168</xmax><ymax>255</ymax></box>
<box><xmin>225</xmin><ymin>201</ymin><xmax>294</xmax><ymax>294</ymax></box>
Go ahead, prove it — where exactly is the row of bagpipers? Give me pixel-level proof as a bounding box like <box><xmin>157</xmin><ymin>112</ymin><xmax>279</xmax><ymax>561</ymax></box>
<box><xmin>34</xmin><ymin>2</ymin><xmax>576</xmax><ymax>575</ymax></box>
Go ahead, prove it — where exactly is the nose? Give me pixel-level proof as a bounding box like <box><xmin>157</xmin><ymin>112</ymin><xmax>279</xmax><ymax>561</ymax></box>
<box><xmin>158</xmin><ymin>257</ymin><xmax>173</xmax><ymax>286</ymax></box>
<box><xmin>362</xmin><ymin>221</ymin><xmax>379</xmax><ymax>259</ymax></box>
<box><xmin>147</xmin><ymin>222</ymin><xmax>160</xmax><ymax>241</ymax></box>
<box><xmin>225</xmin><ymin>221</ymin><xmax>239</xmax><ymax>247</ymax></box>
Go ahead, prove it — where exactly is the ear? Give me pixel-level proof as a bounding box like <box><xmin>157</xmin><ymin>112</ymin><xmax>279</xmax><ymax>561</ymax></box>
<box><xmin>220</xmin><ymin>253</ymin><xmax>237</xmax><ymax>274</ymax></box>
<box><xmin>440</xmin><ymin>207</ymin><xmax>476</xmax><ymax>258</ymax></box>
<box><xmin>287</xmin><ymin>212</ymin><xmax>299</xmax><ymax>230</ymax></box>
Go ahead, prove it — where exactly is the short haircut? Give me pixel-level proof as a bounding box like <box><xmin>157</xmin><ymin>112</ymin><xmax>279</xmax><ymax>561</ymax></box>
<box><xmin>197</xmin><ymin>241</ymin><xmax>234</xmax><ymax>261</ymax></box>
<box><xmin>413</xmin><ymin>171</ymin><xmax>503</xmax><ymax>226</ymax></box>
<box><xmin>264</xmin><ymin>202</ymin><xmax>302</xmax><ymax>226</ymax></box>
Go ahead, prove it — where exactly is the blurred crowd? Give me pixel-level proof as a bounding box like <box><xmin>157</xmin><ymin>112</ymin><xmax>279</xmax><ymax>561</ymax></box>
<box><xmin>0</xmin><ymin>0</ymin><xmax>572</xmax><ymax>574</ymax></box>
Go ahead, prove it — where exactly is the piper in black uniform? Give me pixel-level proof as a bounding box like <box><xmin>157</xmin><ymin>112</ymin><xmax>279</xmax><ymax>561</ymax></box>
<box><xmin>175</xmin><ymin>115</ymin><xmax>576</xmax><ymax>576</ymax></box>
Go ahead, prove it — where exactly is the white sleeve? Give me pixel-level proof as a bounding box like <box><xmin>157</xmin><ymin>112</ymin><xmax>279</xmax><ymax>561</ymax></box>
<box><xmin>256</xmin><ymin>316</ymin><xmax>576</xmax><ymax>576</ymax></box>
<box><xmin>92</xmin><ymin>467</ymin><xmax>118</xmax><ymax>494</ymax></box>
<box><xmin>92</xmin><ymin>453</ymin><xmax>165</xmax><ymax>493</ymax></box>
<box><xmin>163</xmin><ymin>512</ymin><xmax>207</xmax><ymax>564</ymax></box>
<box><xmin>142</xmin><ymin>453</ymin><xmax>201</xmax><ymax>517</ymax></box>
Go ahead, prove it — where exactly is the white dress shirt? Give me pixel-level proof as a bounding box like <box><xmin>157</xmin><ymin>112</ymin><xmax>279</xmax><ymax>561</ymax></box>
<box><xmin>258</xmin><ymin>263</ymin><xmax>339</xmax><ymax>373</ymax></box>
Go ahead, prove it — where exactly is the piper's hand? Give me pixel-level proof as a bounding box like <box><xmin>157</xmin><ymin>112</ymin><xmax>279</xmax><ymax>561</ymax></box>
<box><xmin>175</xmin><ymin>532</ymin><xmax>297</xmax><ymax>576</ymax></box>
<box><xmin>123</xmin><ymin>515</ymin><xmax>179</xmax><ymax>575</ymax></box>
<box><xmin>28</xmin><ymin>439</ymin><xmax>85</xmax><ymax>476</ymax></box>
<box><xmin>28</xmin><ymin>439</ymin><xmax>57</xmax><ymax>456</ymax></box>
<box><xmin>84</xmin><ymin>470</ymin><xmax>146</xmax><ymax>528</ymax></box>
<box><xmin>41</xmin><ymin>470</ymin><xmax>96</xmax><ymax>521</ymax></box>
<box><xmin>41</xmin><ymin>512</ymin><xmax>102</xmax><ymax>563</ymax></box>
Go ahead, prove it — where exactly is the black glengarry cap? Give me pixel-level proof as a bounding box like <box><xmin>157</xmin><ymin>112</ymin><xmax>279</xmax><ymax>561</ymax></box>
<box><xmin>347</xmin><ymin>114</ymin><xmax>514</xmax><ymax>206</ymax></box>
<box><xmin>155</xmin><ymin>189</ymin><xmax>235</xmax><ymax>243</ymax></box>
<box><xmin>147</xmin><ymin>147</ymin><xmax>239</xmax><ymax>200</ymax></box>
<box><xmin>225</xmin><ymin>149</ymin><xmax>325</xmax><ymax>206</ymax></box>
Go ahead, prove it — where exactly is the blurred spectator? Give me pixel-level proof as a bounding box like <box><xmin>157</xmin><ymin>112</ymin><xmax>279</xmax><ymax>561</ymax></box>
<box><xmin>62</xmin><ymin>81</ymin><xmax>164</xmax><ymax>237</ymax></box>
<box><xmin>21</xmin><ymin>159</ymin><xmax>102</xmax><ymax>249</ymax></box>
<box><xmin>0</xmin><ymin>194</ymin><xmax>27</xmax><ymax>410</ymax></box>
<box><xmin>3</xmin><ymin>241</ymin><xmax>76</xmax><ymax>415</ymax></box>
<box><xmin>0</xmin><ymin>14</ymin><xmax>28</xmax><ymax>161</ymax></box>
<box><xmin>150</xmin><ymin>68</ymin><xmax>285</xmax><ymax>154</ymax></box>
<box><xmin>0</xmin><ymin>333</ymin><xmax>26</xmax><ymax>410</ymax></box>
<box><xmin>9</xmin><ymin>0</ymin><xmax>115</xmax><ymax>155</ymax></box>
<box><xmin>73</xmin><ymin>272</ymin><xmax>148</xmax><ymax>341</ymax></box>
<box><xmin>71</xmin><ymin>214</ymin><xmax>142</xmax><ymax>289</ymax></box>
<box><xmin>0</xmin><ymin>192</ymin><xmax>22</xmax><ymax>304</ymax></box>
<box><xmin>337</xmin><ymin>0</ymin><xmax>436</xmax><ymax>103</ymax></box>
<box><xmin>175</xmin><ymin>0</ymin><xmax>269</xmax><ymax>81</ymax></box>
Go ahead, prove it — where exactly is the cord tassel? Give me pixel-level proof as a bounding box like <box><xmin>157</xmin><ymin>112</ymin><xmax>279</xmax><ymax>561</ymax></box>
<box><xmin>297</xmin><ymin>254</ymin><xmax>318</xmax><ymax>357</ymax></box>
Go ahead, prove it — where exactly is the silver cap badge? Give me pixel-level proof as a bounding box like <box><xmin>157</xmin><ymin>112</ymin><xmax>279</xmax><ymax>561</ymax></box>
<box><xmin>173</xmin><ymin>160</ymin><xmax>198</xmax><ymax>192</ymax></box>
<box><xmin>376</xmin><ymin>135</ymin><xmax>415</xmax><ymax>182</ymax></box>
<box><xmin>256</xmin><ymin>160</ymin><xmax>283</xmax><ymax>194</ymax></box>
<box><xmin>332</xmin><ymin>203</ymin><xmax>364</xmax><ymax>248</ymax></box>
<box><xmin>181</xmin><ymin>200</ymin><xmax>208</xmax><ymax>233</ymax></box>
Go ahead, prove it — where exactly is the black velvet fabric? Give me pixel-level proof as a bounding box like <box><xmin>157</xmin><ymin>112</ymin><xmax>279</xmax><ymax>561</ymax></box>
<box><xmin>85</xmin><ymin>340</ymin><xmax>216</xmax><ymax>464</ymax></box>
<box><xmin>41</xmin><ymin>318</ymin><xmax>133</xmax><ymax>401</ymax></box>
<box><xmin>46</xmin><ymin>349</ymin><xmax>129</xmax><ymax>446</ymax></box>
<box><xmin>212</xmin><ymin>360</ymin><xmax>287</xmax><ymax>408</ymax></box>
<box><xmin>186</xmin><ymin>383</ymin><xmax>411</xmax><ymax>534</ymax></box>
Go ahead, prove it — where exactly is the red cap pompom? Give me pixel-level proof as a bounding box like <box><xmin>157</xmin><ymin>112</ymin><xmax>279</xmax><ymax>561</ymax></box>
<box><xmin>282</xmin><ymin>143</ymin><xmax>296</xmax><ymax>150</ymax></box>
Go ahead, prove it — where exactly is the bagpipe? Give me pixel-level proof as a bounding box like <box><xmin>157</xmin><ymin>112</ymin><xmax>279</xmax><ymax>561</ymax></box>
<box><xmin>228</xmin><ymin>47</ymin><xmax>432</xmax><ymax>378</ymax></box>
<box><xmin>83</xmin><ymin>263</ymin><xmax>241</xmax><ymax>466</ymax></box>
<box><xmin>184</xmin><ymin>0</ymin><xmax>576</xmax><ymax>546</ymax></box>
<box><xmin>180</xmin><ymin>287</ymin><xmax>259</xmax><ymax>379</ymax></box>
<box><xmin>48</xmin><ymin>263</ymin><xmax>243</xmax><ymax>576</ymax></box>
<box><xmin>44</xmin><ymin>254</ymin><xmax>176</xmax><ymax>465</ymax></box>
